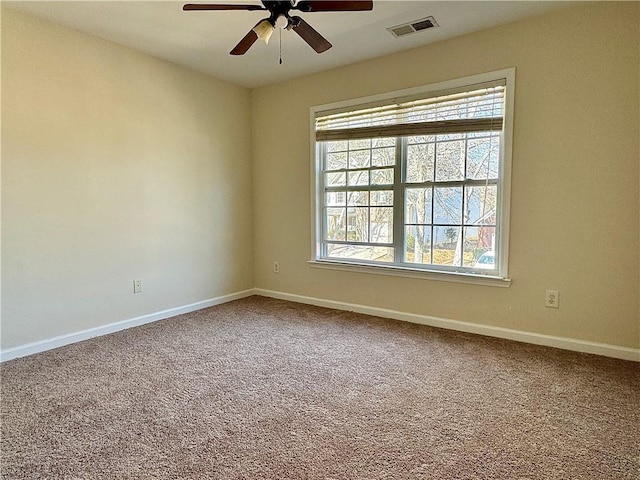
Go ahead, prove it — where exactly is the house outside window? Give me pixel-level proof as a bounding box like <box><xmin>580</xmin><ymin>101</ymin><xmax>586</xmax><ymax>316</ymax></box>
<box><xmin>310</xmin><ymin>69</ymin><xmax>515</xmax><ymax>286</ymax></box>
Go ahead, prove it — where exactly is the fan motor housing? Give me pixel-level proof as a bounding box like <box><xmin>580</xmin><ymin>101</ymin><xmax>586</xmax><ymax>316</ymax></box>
<box><xmin>263</xmin><ymin>0</ymin><xmax>295</xmax><ymax>16</ymax></box>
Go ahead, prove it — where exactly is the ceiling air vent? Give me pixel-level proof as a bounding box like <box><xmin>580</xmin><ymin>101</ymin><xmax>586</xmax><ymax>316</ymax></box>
<box><xmin>387</xmin><ymin>16</ymin><xmax>439</xmax><ymax>38</ymax></box>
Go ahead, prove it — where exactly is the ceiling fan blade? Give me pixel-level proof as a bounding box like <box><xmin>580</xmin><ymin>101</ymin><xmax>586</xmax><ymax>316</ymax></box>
<box><xmin>291</xmin><ymin>16</ymin><xmax>332</xmax><ymax>53</ymax></box>
<box><xmin>230</xmin><ymin>27</ymin><xmax>260</xmax><ymax>55</ymax></box>
<box><xmin>183</xmin><ymin>3</ymin><xmax>265</xmax><ymax>11</ymax></box>
<box><xmin>294</xmin><ymin>1</ymin><xmax>373</xmax><ymax>12</ymax></box>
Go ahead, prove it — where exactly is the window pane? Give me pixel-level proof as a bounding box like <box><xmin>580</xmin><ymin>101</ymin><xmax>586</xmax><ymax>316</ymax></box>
<box><xmin>348</xmin><ymin>170</ymin><xmax>369</xmax><ymax>186</ymax></box>
<box><xmin>405</xmin><ymin>225</ymin><xmax>431</xmax><ymax>264</ymax></box>
<box><xmin>407</xmin><ymin>143</ymin><xmax>435</xmax><ymax>183</ymax></box>
<box><xmin>325</xmin><ymin>208</ymin><xmax>345</xmax><ymax>241</ymax></box>
<box><xmin>325</xmin><ymin>191</ymin><xmax>346</xmax><ymax>207</ymax></box>
<box><xmin>407</xmin><ymin>135</ymin><xmax>435</xmax><ymax>145</ymax></box>
<box><xmin>370</xmin><ymin>207</ymin><xmax>393</xmax><ymax>244</ymax></box>
<box><xmin>371</xmin><ymin>168</ymin><xmax>394</xmax><ymax>185</ymax></box>
<box><xmin>405</xmin><ymin>187</ymin><xmax>432</xmax><ymax>225</ymax></box>
<box><xmin>326</xmin><ymin>243</ymin><xmax>394</xmax><ymax>263</ymax></box>
<box><xmin>371</xmin><ymin>190</ymin><xmax>393</xmax><ymax>206</ymax></box>
<box><xmin>436</xmin><ymin>133</ymin><xmax>464</xmax><ymax>141</ymax></box>
<box><xmin>349</xmin><ymin>149</ymin><xmax>371</xmax><ymax>169</ymax></box>
<box><xmin>372</xmin><ymin>137</ymin><xmax>396</xmax><ymax>148</ymax></box>
<box><xmin>477</xmin><ymin>226</ymin><xmax>496</xmax><ymax>251</ymax></box>
<box><xmin>347</xmin><ymin>191</ymin><xmax>368</xmax><ymax>206</ymax></box>
<box><xmin>433</xmin><ymin>226</ymin><xmax>462</xmax><ymax>266</ymax></box>
<box><xmin>467</xmin><ymin>134</ymin><xmax>499</xmax><ymax>180</ymax></box>
<box><xmin>325</xmin><ymin>171</ymin><xmax>346</xmax><ymax>187</ymax></box>
<box><xmin>433</xmin><ymin>187</ymin><xmax>462</xmax><ymax>225</ymax></box>
<box><xmin>347</xmin><ymin>207</ymin><xmax>369</xmax><ymax>242</ymax></box>
<box><xmin>463</xmin><ymin>227</ymin><xmax>496</xmax><ymax>269</ymax></box>
<box><xmin>349</xmin><ymin>139</ymin><xmax>371</xmax><ymax>150</ymax></box>
<box><xmin>465</xmin><ymin>185</ymin><xmax>497</xmax><ymax>225</ymax></box>
<box><xmin>462</xmin><ymin>227</ymin><xmax>479</xmax><ymax>267</ymax></box>
<box><xmin>326</xmin><ymin>141</ymin><xmax>348</xmax><ymax>153</ymax></box>
<box><xmin>435</xmin><ymin>140</ymin><xmax>465</xmax><ymax>182</ymax></box>
<box><xmin>326</xmin><ymin>152</ymin><xmax>347</xmax><ymax>171</ymax></box>
<box><xmin>372</xmin><ymin>147</ymin><xmax>396</xmax><ymax>167</ymax></box>
<box><xmin>474</xmin><ymin>251</ymin><xmax>496</xmax><ymax>269</ymax></box>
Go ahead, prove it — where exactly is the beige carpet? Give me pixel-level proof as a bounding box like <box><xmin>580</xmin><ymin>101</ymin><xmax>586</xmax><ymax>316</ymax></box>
<box><xmin>1</xmin><ymin>296</ymin><xmax>639</xmax><ymax>479</ymax></box>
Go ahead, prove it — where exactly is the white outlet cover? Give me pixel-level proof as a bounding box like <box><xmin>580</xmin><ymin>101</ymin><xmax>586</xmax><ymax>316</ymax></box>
<box><xmin>545</xmin><ymin>290</ymin><xmax>559</xmax><ymax>308</ymax></box>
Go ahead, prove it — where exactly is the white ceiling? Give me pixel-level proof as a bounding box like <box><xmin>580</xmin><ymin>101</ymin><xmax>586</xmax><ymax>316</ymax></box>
<box><xmin>5</xmin><ymin>1</ymin><xmax>568</xmax><ymax>88</ymax></box>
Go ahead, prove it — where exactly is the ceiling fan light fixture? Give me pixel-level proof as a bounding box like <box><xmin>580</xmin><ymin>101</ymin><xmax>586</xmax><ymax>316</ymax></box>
<box><xmin>275</xmin><ymin>14</ymin><xmax>289</xmax><ymax>29</ymax></box>
<box><xmin>253</xmin><ymin>19</ymin><xmax>275</xmax><ymax>43</ymax></box>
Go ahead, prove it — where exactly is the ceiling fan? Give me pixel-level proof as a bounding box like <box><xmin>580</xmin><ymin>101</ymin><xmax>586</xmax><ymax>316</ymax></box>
<box><xmin>183</xmin><ymin>1</ymin><xmax>373</xmax><ymax>55</ymax></box>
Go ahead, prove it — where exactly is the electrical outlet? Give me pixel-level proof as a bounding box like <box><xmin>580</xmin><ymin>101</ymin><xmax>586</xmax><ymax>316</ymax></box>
<box><xmin>273</xmin><ymin>261</ymin><xmax>280</xmax><ymax>273</ymax></box>
<box><xmin>133</xmin><ymin>279</ymin><xmax>142</xmax><ymax>294</ymax></box>
<box><xmin>545</xmin><ymin>290</ymin><xmax>559</xmax><ymax>308</ymax></box>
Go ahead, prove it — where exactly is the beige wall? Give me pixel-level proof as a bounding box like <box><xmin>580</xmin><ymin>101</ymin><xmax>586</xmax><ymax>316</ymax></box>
<box><xmin>1</xmin><ymin>9</ymin><xmax>254</xmax><ymax>349</ymax></box>
<box><xmin>251</xmin><ymin>2</ymin><xmax>640</xmax><ymax>348</ymax></box>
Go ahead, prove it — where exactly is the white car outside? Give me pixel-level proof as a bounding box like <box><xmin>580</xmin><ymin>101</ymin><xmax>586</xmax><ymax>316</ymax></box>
<box><xmin>473</xmin><ymin>251</ymin><xmax>495</xmax><ymax>269</ymax></box>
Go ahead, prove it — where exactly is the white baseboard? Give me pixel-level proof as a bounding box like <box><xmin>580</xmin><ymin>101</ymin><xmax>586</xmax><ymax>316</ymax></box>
<box><xmin>0</xmin><ymin>289</ymin><xmax>255</xmax><ymax>363</ymax></box>
<box><xmin>4</xmin><ymin>288</ymin><xmax>638</xmax><ymax>363</ymax></box>
<box><xmin>254</xmin><ymin>288</ymin><xmax>640</xmax><ymax>362</ymax></box>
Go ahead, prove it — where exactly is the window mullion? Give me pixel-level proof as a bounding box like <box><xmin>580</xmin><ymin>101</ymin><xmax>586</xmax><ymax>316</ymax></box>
<box><xmin>460</xmin><ymin>134</ymin><xmax>469</xmax><ymax>267</ymax></box>
<box><xmin>393</xmin><ymin>137</ymin><xmax>405</xmax><ymax>263</ymax></box>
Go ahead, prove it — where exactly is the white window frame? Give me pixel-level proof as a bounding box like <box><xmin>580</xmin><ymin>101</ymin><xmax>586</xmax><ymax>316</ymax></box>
<box><xmin>309</xmin><ymin>69</ymin><xmax>515</xmax><ymax>287</ymax></box>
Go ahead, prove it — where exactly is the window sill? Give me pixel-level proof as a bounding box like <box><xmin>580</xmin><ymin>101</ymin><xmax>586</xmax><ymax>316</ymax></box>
<box><xmin>308</xmin><ymin>259</ymin><xmax>512</xmax><ymax>288</ymax></box>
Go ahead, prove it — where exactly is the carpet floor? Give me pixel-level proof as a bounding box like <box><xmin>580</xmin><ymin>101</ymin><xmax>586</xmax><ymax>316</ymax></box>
<box><xmin>1</xmin><ymin>296</ymin><xmax>639</xmax><ymax>479</ymax></box>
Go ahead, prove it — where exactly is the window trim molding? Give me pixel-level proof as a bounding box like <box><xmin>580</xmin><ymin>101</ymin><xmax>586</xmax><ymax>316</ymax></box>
<box><xmin>309</xmin><ymin>68</ymin><xmax>516</xmax><ymax>286</ymax></box>
<box><xmin>308</xmin><ymin>259</ymin><xmax>512</xmax><ymax>287</ymax></box>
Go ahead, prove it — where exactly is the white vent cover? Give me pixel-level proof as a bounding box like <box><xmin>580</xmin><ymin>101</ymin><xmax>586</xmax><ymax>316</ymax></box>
<box><xmin>387</xmin><ymin>16</ymin><xmax>439</xmax><ymax>38</ymax></box>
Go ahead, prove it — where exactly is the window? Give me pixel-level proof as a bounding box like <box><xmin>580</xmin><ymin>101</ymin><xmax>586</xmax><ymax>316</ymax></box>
<box><xmin>311</xmin><ymin>70</ymin><xmax>514</xmax><ymax>284</ymax></box>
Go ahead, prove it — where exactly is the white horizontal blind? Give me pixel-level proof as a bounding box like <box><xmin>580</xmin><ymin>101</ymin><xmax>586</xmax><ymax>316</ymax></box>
<box><xmin>316</xmin><ymin>80</ymin><xmax>505</xmax><ymax>142</ymax></box>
